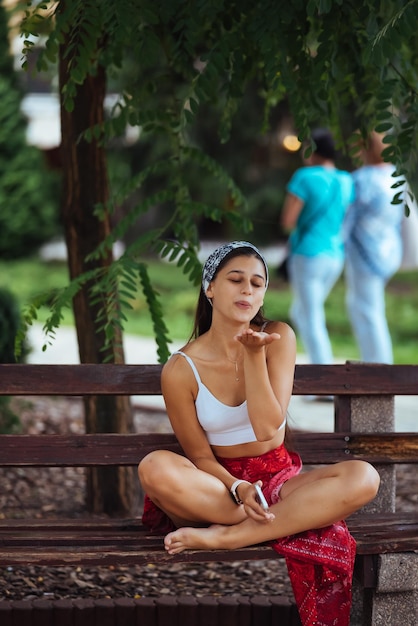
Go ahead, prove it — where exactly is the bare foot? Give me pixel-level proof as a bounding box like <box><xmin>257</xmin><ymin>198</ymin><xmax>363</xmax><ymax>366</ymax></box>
<box><xmin>164</xmin><ymin>524</ymin><xmax>226</xmax><ymax>555</ymax></box>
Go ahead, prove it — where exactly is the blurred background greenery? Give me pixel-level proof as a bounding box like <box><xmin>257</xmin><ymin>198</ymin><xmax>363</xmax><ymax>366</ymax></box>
<box><xmin>1</xmin><ymin>256</ymin><xmax>417</xmax><ymax>364</ymax></box>
<box><xmin>1</xmin><ymin>3</ymin><xmax>417</xmax><ymax>366</ymax></box>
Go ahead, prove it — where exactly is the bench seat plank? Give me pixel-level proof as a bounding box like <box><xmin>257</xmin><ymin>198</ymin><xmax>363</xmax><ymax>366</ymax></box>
<box><xmin>0</xmin><ymin>514</ymin><xmax>416</xmax><ymax>566</ymax></box>
<box><xmin>348</xmin><ymin>513</ymin><xmax>418</xmax><ymax>553</ymax></box>
<box><xmin>0</xmin><ymin>543</ymin><xmax>274</xmax><ymax>567</ymax></box>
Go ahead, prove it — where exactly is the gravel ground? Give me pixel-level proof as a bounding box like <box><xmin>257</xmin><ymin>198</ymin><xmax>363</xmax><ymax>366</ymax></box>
<box><xmin>0</xmin><ymin>396</ymin><xmax>417</xmax><ymax>603</ymax></box>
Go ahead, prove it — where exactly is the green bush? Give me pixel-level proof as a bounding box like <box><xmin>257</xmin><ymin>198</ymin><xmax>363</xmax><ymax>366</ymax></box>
<box><xmin>0</xmin><ymin>397</ymin><xmax>21</xmax><ymax>434</ymax></box>
<box><xmin>0</xmin><ymin>288</ymin><xmax>26</xmax><ymax>433</ymax></box>
<box><xmin>0</xmin><ymin>76</ymin><xmax>61</xmax><ymax>258</ymax></box>
<box><xmin>0</xmin><ymin>2</ymin><xmax>61</xmax><ymax>259</ymax></box>
<box><xmin>0</xmin><ymin>287</ymin><xmax>25</xmax><ymax>363</ymax></box>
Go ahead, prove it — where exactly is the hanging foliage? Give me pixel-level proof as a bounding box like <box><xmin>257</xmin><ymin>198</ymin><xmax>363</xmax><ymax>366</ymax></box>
<box><xmin>16</xmin><ymin>0</ymin><xmax>418</xmax><ymax>360</ymax></box>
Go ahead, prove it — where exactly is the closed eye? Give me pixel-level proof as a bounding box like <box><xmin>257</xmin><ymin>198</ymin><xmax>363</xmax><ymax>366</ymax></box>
<box><xmin>229</xmin><ymin>278</ymin><xmax>264</xmax><ymax>288</ymax></box>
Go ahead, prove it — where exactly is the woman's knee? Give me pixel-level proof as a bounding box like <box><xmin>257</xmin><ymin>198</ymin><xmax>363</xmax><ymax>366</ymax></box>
<box><xmin>345</xmin><ymin>460</ymin><xmax>380</xmax><ymax>504</ymax></box>
<box><xmin>363</xmin><ymin>461</ymin><xmax>381</xmax><ymax>498</ymax></box>
<box><xmin>138</xmin><ymin>450</ymin><xmax>193</xmax><ymax>492</ymax></box>
<box><xmin>138</xmin><ymin>450</ymin><xmax>175</xmax><ymax>489</ymax></box>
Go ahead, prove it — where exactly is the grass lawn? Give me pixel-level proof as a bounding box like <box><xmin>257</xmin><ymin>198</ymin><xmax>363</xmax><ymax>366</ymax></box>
<box><xmin>1</xmin><ymin>256</ymin><xmax>417</xmax><ymax>363</ymax></box>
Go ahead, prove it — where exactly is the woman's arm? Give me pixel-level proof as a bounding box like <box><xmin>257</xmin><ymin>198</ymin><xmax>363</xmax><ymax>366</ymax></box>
<box><xmin>237</xmin><ymin>321</ymin><xmax>296</xmax><ymax>441</ymax></box>
<box><xmin>161</xmin><ymin>355</ymin><xmax>242</xmax><ymax>491</ymax></box>
<box><xmin>281</xmin><ymin>192</ymin><xmax>304</xmax><ymax>231</ymax></box>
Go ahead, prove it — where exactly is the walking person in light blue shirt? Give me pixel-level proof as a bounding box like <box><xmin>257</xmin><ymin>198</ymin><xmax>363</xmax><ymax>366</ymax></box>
<box><xmin>281</xmin><ymin>129</ymin><xmax>355</xmax><ymax>366</ymax></box>
<box><xmin>343</xmin><ymin>131</ymin><xmax>404</xmax><ymax>363</ymax></box>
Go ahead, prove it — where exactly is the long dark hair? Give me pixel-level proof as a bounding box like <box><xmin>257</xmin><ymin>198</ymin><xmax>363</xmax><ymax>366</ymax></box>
<box><xmin>190</xmin><ymin>246</ymin><xmax>269</xmax><ymax>340</ymax></box>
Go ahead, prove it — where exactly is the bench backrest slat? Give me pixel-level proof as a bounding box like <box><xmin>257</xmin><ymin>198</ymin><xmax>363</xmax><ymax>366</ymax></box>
<box><xmin>1</xmin><ymin>432</ymin><xmax>417</xmax><ymax>466</ymax></box>
<box><xmin>1</xmin><ymin>363</ymin><xmax>418</xmax><ymax>396</ymax></box>
<box><xmin>0</xmin><ymin>364</ymin><xmax>163</xmax><ymax>395</ymax></box>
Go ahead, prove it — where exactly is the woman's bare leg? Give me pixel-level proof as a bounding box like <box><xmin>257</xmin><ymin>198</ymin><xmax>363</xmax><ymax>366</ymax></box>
<box><xmin>164</xmin><ymin>460</ymin><xmax>380</xmax><ymax>554</ymax></box>
<box><xmin>138</xmin><ymin>450</ymin><xmax>247</xmax><ymax>527</ymax></box>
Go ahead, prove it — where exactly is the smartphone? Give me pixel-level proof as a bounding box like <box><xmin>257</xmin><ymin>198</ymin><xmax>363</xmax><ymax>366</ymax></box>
<box><xmin>254</xmin><ymin>484</ymin><xmax>269</xmax><ymax>511</ymax></box>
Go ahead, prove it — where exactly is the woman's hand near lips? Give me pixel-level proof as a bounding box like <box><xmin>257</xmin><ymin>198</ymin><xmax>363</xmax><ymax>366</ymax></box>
<box><xmin>235</xmin><ymin>328</ymin><xmax>281</xmax><ymax>351</ymax></box>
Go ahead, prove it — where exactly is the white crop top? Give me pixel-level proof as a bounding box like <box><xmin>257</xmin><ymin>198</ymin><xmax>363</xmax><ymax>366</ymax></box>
<box><xmin>173</xmin><ymin>351</ymin><xmax>286</xmax><ymax>446</ymax></box>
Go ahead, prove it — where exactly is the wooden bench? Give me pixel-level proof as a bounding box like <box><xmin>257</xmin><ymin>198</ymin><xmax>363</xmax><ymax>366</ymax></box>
<box><xmin>0</xmin><ymin>363</ymin><xmax>418</xmax><ymax>626</ymax></box>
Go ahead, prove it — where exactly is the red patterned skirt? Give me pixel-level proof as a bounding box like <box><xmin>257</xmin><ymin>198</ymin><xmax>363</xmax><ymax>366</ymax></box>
<box><xmin>142</xmin><ymin>445</ymin><xmax>356</xmax><ymax>626</ymax></box>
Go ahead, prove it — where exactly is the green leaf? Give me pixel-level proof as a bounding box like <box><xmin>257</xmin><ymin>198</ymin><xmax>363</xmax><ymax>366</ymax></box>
<box><xmin>375</xmin><ymin>122</ymin><xmax>393</xmax><ymax>133</ymax></box>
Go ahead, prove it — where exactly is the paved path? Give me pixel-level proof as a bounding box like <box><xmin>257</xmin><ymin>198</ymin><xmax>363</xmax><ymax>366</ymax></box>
<box><xmin>27</xmin><ymin>324</ymin><xmax>417</xmax><ymax>433</ymax></box>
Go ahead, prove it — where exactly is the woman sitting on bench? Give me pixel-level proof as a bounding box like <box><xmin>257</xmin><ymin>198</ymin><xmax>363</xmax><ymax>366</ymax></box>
<box><xmin>138</xmin><ymin>241</ymin><xmax>380</xmax><ymax>626</ymax></box>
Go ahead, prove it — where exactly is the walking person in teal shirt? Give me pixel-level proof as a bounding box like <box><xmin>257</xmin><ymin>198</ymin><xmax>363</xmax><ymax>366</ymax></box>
<box><xmin>281</xmin><ymin>129</ymin><xmax>355</xmax><ymax>367</ymax></box>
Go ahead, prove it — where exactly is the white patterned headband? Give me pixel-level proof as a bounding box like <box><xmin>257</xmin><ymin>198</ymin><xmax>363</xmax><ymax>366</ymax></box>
<box><xmin>202</xmin><ymin>241</ymin><xmax>269</xmax><ymax>295</ymax></box>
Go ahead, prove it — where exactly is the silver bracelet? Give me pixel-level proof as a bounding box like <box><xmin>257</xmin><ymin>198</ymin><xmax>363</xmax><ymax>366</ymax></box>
<box><xmin>230</xmin><ymin>479</ymin><xmax>251</xmax><ymax>505</ymax></box>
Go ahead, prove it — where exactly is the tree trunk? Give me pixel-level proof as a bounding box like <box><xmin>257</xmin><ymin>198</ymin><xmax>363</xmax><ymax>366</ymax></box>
<box><xmin>59</xmin><ymin>40</ymin><xmax>138</xmax><ymax>517</ymax></box>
